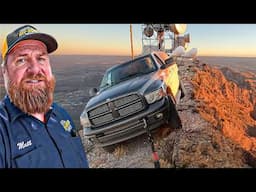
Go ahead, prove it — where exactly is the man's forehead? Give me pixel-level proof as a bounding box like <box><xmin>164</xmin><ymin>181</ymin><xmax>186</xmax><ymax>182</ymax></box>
<box><xmin>9</xmin><ymin>40</ymin><xmax>47</xmax><ymax>55</ymax></box>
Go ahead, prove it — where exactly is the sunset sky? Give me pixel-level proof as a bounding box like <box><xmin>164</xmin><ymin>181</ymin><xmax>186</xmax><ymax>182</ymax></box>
<box><xmin>1</xmin><ymin>24</ymin><xmax>256</xmax><ymax>57</ymax></box>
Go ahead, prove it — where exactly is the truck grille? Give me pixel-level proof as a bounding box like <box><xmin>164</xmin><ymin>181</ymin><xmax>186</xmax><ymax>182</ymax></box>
<box><xmin>88</xmin><ymin>94</ymin><xmax>145</xmax><ymax>127</ymax></box>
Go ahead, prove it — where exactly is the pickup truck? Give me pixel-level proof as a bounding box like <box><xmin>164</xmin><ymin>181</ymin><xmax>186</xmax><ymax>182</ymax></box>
<box><xmin>80</xmin><ymin>51</ymin><xmax>185</xmax><ymax>150</ymax></box>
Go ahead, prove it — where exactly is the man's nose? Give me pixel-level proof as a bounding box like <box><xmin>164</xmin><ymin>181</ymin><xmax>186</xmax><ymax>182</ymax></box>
<box><xmin>27</xmin><ymin>58</ymin><xmax>41</xmax><ymax>74</ymax></box>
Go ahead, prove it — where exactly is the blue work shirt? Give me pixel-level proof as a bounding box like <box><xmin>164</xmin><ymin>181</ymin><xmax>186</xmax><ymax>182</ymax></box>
<box><xmin>0</xmin><ymin>95</ymin><xmax>89</xmax><ymax>168</ymax></box>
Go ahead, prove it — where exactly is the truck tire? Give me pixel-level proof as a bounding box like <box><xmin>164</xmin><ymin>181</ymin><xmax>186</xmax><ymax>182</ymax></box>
<box><xmin>179</xmin><ymin>79</ymin><xmax>186</xmax><ymax>99</ymax></box>
<box><xmin>168</xmin><ymin>98</ymin><xmax>182</xmax><ymax>129</ymax></box>
<box><xmin>103</xmin><ymin>144</ymin><xmax>117</xmax><ymax>153</ymax></box>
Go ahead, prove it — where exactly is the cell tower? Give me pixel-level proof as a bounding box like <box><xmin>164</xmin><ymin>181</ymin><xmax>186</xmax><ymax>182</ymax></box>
<box><xmin>141</xmin><ymin>24</ymin><xmax>190</xmax><ymax>55</ymax></box>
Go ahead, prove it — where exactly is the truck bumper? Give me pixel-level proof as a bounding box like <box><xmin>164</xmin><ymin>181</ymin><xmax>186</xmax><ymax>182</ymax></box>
<box><xmin>83</xmin><ymin>97</ymin><xmax>170</xmax><ymax>147</ymax></box>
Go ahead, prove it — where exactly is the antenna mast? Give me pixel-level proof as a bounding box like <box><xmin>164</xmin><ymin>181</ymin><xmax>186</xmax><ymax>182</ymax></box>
<box><xmin>130</xmin><ymin>24</ymin><xmax>134</xmax><ymax>60</ymax></box>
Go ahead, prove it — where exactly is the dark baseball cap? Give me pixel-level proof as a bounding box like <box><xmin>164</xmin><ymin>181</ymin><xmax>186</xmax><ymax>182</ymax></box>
<box><xmin>2</xmin><ymin>25</ymin><xmax>58</xmax><ymax>60</ymax></box>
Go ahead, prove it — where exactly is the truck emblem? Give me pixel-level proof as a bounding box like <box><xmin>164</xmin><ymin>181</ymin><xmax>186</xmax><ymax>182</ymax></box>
<box><xmin>108</xmin><ymin>101</ymin><xmax>120</xmax><ymax>118</ymax></box>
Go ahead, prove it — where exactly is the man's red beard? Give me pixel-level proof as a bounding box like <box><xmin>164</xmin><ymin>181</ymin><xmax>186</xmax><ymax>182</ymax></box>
<box><xmin>8</xmin><ymin>73</ymin><xmax>56</xmax><ymax>114</ymax></box>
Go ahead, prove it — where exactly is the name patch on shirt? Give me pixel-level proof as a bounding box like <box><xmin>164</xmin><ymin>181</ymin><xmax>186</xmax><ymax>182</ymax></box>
<box><xmin>17</xmin><ymin>140</ymin><xmax>32</xmax><ymax>150</ymax></box>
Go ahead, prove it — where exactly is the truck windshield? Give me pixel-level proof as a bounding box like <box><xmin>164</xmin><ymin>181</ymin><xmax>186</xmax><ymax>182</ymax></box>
<box><xmin>100</xmin><ymin>56</ymin><xmax>157</xmax><ymax>90</ymax></box>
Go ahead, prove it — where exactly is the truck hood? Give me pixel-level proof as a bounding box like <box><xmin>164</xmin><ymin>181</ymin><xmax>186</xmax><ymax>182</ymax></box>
<box><xmin>86</xmin><ymin>73</ymin><xmax>159</xmax><ymax>109</ymax></box>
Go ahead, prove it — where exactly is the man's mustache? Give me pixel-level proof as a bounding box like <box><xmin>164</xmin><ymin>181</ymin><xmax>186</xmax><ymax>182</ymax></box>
<box><xmin>21</xmin><ymin>73</ymin><xmax>47</xmax><ymax>83</ymax></box>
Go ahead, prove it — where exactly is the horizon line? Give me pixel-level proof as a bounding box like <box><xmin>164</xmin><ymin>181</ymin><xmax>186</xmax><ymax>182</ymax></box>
<box><xmin>50</xmin><ymin>54</ymin><xmax>256</xmax><ymax>58</ymax></box>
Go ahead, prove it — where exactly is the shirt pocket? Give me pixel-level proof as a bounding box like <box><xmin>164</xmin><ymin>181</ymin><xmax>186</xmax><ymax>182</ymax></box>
<box><xmin>14</xmin><ymin>146</ymin><xmax>58</xmax><ymax>168</ymax></box>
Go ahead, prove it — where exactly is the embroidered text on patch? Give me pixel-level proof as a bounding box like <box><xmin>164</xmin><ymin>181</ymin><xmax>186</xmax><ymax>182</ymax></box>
<box><xmin>17</xmin><ymin>140</ymin><xmax>32</xmax><ymax>150</ymax></box>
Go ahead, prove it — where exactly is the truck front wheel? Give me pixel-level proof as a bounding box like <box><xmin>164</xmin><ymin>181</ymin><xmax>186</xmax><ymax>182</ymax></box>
<box><xmin>168</xmin><ymin>98</ymin><xmax>182</xmax><ymax>129</ymax></box>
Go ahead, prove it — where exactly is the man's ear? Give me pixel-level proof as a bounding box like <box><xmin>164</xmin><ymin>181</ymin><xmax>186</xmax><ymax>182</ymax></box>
<box><xmin>1</xmin><ymin>66</ymin><xmax>6</xmax><ymax>75</ymax></box>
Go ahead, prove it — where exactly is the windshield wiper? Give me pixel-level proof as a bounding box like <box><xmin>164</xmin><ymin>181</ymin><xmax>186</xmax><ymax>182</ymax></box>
<box><xmin>120</xmin><ymin>73</ymin><xmax>137</xmax><ymax>81</ymax></box>
<box><xmin>120</xmin><ymin>72</ymin><xmax>145</xmax><ymax>81</ymax></box>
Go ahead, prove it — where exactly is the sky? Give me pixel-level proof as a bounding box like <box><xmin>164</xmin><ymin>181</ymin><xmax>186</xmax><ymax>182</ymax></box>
<box><xmin>1</xmin><ymin>24</ymin><xmax>256</xmax><ymax>57</ymax></box>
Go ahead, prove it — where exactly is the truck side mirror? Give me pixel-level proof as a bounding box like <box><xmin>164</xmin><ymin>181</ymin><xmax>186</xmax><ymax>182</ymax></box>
<box><xmin>161</xmin><ymin>57</ymin><xmax>175</xmax><ymax>69</ymax></box>
<box><xmin>160</xmin><ymin>65</ymin><xmax>166</xmax><ymax>69</ymax></box>
<box><xmin>165</xmin><ymin>57</ymin><xmax>175</xmax><ymax>65</ymax></box>
<box><xmin>89</xmin><ymin>88</ymin><xmax>98</xmax><ymax>97</ymax></box>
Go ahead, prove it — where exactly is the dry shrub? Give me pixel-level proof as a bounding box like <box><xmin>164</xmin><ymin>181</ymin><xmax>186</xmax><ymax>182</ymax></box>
<box><xmin>113</xmin><ymin>144</ymin><xmax>128</xmax><ymax>158</ymax></box>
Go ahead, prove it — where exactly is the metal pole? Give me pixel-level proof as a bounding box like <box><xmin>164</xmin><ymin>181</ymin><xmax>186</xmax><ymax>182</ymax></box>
<box><xmin>130</xmin><ymin>24</ymin><xmax>134</xmax><ymax>60</ymax></box>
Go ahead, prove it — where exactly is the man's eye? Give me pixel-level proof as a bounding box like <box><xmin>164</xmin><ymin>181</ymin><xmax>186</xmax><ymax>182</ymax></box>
<box><xmin>38</xmin><ymin>57</ymin><xmax>47</xmax><ymax>64</ymax></box>
<box><xmin>15</xmin><ymin>58</ymin><xmax>26</xmax><ymax>66</ymax></box>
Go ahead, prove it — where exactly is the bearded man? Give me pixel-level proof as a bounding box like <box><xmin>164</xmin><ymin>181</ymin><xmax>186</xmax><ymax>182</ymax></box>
<box><xmin>0</xmin><ymin>25</ymin><xmax>89</xmax><ymax>168</ymax></box>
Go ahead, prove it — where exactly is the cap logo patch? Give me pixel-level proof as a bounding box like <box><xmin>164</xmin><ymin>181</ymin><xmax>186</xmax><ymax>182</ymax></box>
<box><xmin>18</xmin><ymin>26</ymin><xmax>38</xmax><ymax>37</ymax></box>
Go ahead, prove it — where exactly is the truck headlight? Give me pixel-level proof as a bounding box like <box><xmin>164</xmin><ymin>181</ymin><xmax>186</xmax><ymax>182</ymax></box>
<box><xmin>145</xmin><ymin>88</ymin><xmax>166</xmax><ymax>104</ymax></box>
<box><xmin>80</xmin><ymin>110</ymin><xmax>91</xmax><ymax>128</ymax></box>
